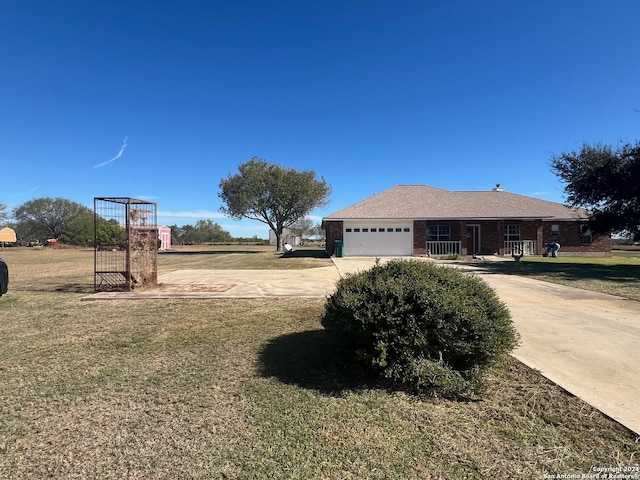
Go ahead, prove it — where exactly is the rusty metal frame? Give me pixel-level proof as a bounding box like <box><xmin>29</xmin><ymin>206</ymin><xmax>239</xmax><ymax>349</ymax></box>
<box><xmin>94</xmin><ymin>197</ymin><xmax>158</xmax><ymax>292</ymax></box>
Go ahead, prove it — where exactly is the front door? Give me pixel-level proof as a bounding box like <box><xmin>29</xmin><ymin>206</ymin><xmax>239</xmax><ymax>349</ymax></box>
<box><xmin>466</xmin><ymin>225</ymin><xmax>480</xmax><ymax>254</ymax></box>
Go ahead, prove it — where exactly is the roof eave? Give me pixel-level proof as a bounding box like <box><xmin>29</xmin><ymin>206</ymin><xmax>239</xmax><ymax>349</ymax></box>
<box><xmin>323</xmin><ymin>215</ymin><xmax>588</xmax><ymax>222</ymax></box>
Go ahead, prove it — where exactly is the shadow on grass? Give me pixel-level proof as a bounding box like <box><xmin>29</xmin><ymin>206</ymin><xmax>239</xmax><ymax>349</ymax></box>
<box><xmin>54</xmin><ymin>283</ymin><xmax>95</xmax><ymax>294</ymax></box>
<box><xmin>258</xmin><ymin>329</ymin><xmax>373</xmax><ymax>395</ymax></box>
<box><xmin>459</xmin><ymin>259</ymin><xmax>640</xmax><ymax>285</ymax></box>
<box><xmin>9</xmin><ymin>283</ymin><xmax>95</xmax><ymax>294</ymax></box>
<box><xmin>160</xmin><ymin>249</ymin><xmax>263</xmax><ymax>256</ymax></box>
<box><xmin>280</xmin><ymin>249</ymin><xmax>330</xmax><ymax>259</ymax></box>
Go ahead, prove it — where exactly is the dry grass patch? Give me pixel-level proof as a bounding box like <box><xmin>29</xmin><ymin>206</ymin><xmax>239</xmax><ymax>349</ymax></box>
<box><xmin>157</xmin><ymin>244</ymin><xmax>332</xmax><ymax>273</ymax></box>
<box><xmin>0</xmin><ymin>247</ymin><xmax>639</xmax><ymax>479</ymax></box>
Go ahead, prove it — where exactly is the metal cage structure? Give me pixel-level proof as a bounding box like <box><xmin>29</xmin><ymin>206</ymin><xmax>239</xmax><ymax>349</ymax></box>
<box><xmin>94</xmin><ymin>197</ymin><xmax>158</xmax><ymax>292</ymax></box>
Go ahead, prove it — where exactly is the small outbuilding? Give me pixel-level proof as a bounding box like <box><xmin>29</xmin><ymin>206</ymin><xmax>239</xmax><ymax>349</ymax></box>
<box><xmin>0</xmin><ymin>227</ymin><xmax>17</xmax><ymax>249</ymax></box>
<box><xmin>158</xmin><ymin>225</ymin><xmax>172</xmax><ymax>251</ymax></box>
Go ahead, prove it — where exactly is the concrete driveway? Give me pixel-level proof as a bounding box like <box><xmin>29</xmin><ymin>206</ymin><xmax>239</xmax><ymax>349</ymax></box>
<box><xmin>333</xmin><ymin>257</ymin><xmax>640</xmax><ymax>437</ymax></box>
<box><xmin>87</xmin><ymin>256</ymin><xmax>640</xmax><ymax>436</ymax></box>
<box><xmin>467</xmin><ymin>265</ymin><xmax>640</xmax><ymax>437</ymax></box>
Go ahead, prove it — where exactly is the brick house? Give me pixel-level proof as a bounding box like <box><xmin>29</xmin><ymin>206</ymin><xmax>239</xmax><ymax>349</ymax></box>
<box><xmin>322</xmin><ymin>185</ymin><xmax>611</xmax><ymax>257</ymax></box>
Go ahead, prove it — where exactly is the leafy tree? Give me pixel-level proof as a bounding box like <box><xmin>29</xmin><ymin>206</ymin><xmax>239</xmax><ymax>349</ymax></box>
<box><xmin>13</xmin><ymin>197</ymin><xmax>93</xmax><ymax>243</ymax></box>
<box><xmin>0</xmin><ymin>202</ymin><xmax>9</xmax><ymax>226</ymax></box>
<box><xmin>288</xmin><ymin>216</ymin><xmax>314</xmax><ymax>244</ymax></box>
<box><xmin>95</xmin><ymin>218</ymin><xmax>126</xmax><ymax>248</ymax></box>
<box><xmin>181</xmin><ymin>224</ymin><xmax>197</xmax><ymax>245</ymax></box>
<box><xmin>193</xmin><ymin>219</ymin><xmax>233</xmax><ymax>244</ymax></box>
<box><xmin>168</xmin><ymin>224</ymin><xmax>181</xmax><ymax>244</ymax></box>
<box><xmin>61</xmin><ymin>209</ymin><xmax>95</xmax><ymax>246</ymax></box>
<box><xmin>219</xmin><ymin>158</ymin><xmax>331</xmax><ymax>250</ymax></box>
<box><xmin>169</xmin><ymin>221</ymin><xmax>233</xmax><ymax>244</ymax></box>
<box><xmin>551</xmin><ymin>141</ymin><xmax>640</xmax><ymax>238</ymax></box>
<box><xmin>312</xmin><ymin>223</ymin><xmax>325</xmax><ymax>242</ymax></box>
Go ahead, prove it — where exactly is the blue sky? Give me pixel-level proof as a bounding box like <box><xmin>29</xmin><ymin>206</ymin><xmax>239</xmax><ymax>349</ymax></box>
<box><xmin>2</xmin><ymin>1</ymin><xmax>638</xmax><ymax>238</ymax></box>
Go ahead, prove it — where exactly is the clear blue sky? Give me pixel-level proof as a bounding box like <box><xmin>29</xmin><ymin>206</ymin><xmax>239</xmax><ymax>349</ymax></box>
<box><xmin>2</xmin><ymin>1</ymin><xmax>638</xmax><ymax>238</ymax></box>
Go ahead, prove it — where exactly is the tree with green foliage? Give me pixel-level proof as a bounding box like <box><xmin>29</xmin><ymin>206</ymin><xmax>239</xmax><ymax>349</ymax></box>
<box><xmin>95</xmin><ymin>218</ymin><xmax>126</xmax><ymax>249</ymax></box>
<box><xmin>193</xmin><ymin>219</ymin><xmax>233</xmax><ymax>244</ymax></box>
<box><xmin>288</xmin><ymin>216</ymin><xmax>314</xmax><ymax>244</ymax></box>
<box><xmin>61</xmin><ymin>209</ymin><xmax>95</xmax><ymax>246</ymax></box>
<box><xmin>0</xmin><ymin>202</ymin><xmax>9</xmax><ymax>226</ymax></box>
<box><xmin>13</xmin><ymin>197</ymin><xmax>93</xmax><ymax>244</ymax></box>
<box><xmin>169</xmin><ymin>221</ymin><xmax>233</xmax><ymax>244</ymax></box>
<box><xmin>550</xmin><ymin>141</ymin><xmax>640</xmax><ymax>239</ymax></box>
<box><xmin>219</xmin><ymin>158</ymin><xmax>331</xmax><ymax>250</ymax></box>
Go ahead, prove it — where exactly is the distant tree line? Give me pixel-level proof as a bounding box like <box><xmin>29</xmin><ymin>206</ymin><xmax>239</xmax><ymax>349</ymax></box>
<box><xmin>168</xmin><ymin>219</ymin><xmax>234</xmax><ymax>245</ymax></box>
<box><xmin>0</xmin><ymin>198</ymin><xmax>238</xmax><ymax>247</ymax></box>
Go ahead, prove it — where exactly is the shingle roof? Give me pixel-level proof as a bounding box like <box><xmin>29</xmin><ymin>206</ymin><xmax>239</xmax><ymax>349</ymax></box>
<box><xmin>323</xmin><ymin>185</ymin><xmax>589</xmax><ymax>221</ymax></box>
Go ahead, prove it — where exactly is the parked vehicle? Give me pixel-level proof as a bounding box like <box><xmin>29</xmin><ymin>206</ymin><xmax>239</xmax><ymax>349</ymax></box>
<box><xmin>0</xmin><ymin>257</ymin><xmax>8</xmax><ymax>296</ymax></box>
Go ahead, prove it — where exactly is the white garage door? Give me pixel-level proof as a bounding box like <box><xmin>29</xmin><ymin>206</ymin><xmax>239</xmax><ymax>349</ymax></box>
<box><xmin>343</xmin><ymin>222</ymin><xmax>413</xmax><ymax>256</ymax></box>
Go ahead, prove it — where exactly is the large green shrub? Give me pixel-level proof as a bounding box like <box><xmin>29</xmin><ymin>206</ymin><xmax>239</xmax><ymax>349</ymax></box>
<box><xmin>321</xmin><ymin>259</ymin><xmax>519</xmax><ymax>397</ymax></box>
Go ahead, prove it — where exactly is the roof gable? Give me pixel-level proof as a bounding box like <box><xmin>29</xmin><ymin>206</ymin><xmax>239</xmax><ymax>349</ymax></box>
<box><xmin>323</xmin><ymin>185</ymin><xmax>588</xmax><ymax>221</ymax></box>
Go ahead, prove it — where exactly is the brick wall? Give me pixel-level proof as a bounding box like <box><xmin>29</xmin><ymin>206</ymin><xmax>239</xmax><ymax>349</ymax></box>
<box><xmin>324</xmin><ymin>221</ymin><xmax>343</xmax><ymax>256</ymax></box>
<box><xmin>413</xmin><ymin>220</ymin><xmax>427</xmax><ymax>255</ymax></box>
<box><xmin>542</xmin><ymin>221</ymin><xmax>611</xmax><ymax>255</ymax></box>
<box><xmin>479</xmin><ymin>221</ymin><xmax>503</xmax><ymax>255</ymax></box>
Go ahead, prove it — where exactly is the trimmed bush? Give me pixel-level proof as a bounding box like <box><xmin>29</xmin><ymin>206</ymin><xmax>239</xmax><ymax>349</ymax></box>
<box><xmin>321</xmin><ymin>259</ymin><xmax>519</xmax><ymax>397</ymax></box>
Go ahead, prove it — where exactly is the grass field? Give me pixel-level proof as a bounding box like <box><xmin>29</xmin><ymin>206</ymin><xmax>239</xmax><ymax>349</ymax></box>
<box><xmin>0</xmin><ymin>246</ymin><xmax>639</xmax><ymax>479</ymax></box>
<box><xmin>459</xmin><ymin>250</ymin><xmax>640</xmax><ymax>301</ymax></box>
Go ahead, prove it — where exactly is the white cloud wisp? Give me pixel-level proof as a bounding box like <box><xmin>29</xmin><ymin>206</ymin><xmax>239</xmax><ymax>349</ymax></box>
<box><xmin>94</xmin><ymin>136</ymin><xmax>128</xmax><ymax>168</ymax></box>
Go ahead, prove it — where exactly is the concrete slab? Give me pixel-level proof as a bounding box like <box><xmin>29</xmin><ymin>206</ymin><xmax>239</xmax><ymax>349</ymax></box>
<box><xmin>88</xmin><ymin>266</ymin><xmax>342</xmax><ymax>299</ymax></box>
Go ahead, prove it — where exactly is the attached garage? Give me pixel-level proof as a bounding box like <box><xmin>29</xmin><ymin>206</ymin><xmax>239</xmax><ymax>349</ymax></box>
<box><xmin>343</xmin><ymin>221</ymin><xmax>413</xmax><ymax>256</ymax></box>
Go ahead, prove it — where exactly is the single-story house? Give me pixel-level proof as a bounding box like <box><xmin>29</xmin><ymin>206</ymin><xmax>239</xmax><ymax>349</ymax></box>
<box><xmin>322</xmin><ymin>184</ymin><xmax>611</xmax><ymax>257</ymax></box>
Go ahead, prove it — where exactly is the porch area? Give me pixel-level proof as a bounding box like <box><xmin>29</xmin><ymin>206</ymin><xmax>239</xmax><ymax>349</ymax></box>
<box><xmin>427</xmin><ymin>241</ymin><xmax>462</xmax><ymax>257</ymax></box>
<box><xmin>504</xmin><ymin>240</ymin><xmax>538</xmax><ymax>255</ymax></box>
<box><xmin>425</xmin><ymin>240</ymin><xmax>538</xmax><ymax>257</ymax></box>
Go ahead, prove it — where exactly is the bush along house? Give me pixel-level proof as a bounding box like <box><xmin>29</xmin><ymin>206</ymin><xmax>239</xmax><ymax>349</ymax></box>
<box><xmin>322</xmin><ymin>184</ymin><xmax>611</xmax><ymax>258</ymax></box>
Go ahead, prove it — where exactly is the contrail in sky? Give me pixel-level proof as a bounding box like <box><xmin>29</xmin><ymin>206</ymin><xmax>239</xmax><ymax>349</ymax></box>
<box><xmin>94</xmin><ymin>136</ymin><xmax>128</xmax><ymax>168</ymax></box>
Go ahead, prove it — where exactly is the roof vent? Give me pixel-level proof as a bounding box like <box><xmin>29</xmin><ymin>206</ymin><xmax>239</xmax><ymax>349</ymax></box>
<box><xmin>492</xmin><ymin>184</ymin><xmax>505</xmax><ymax>192</ymax></box>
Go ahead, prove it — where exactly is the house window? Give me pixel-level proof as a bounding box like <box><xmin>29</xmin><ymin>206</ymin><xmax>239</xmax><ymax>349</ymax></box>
<box><xmin>503</xmin><ymin>225</ymin><xmax>520</xmax><ymax>242</ymax></box>
<box><xmin>362</xmin><ymin>228</ymin><xmax>368</xmax><ymax>232</ymax></box>
<box><xmin>353</xmin><ymin>228</ymin><xmax>360</xmax><ymax>232</ymax></box>
<box><xmin>551</xmin><ymin>224</ymin><xmax>559</xmax><ymax>236</ymax></box>
<box><xmin>395</xmin><ymin>228</ymin><xmax>402</xmax><ymax>232</ymax></box>
<box><xmin>403</xmin><ymin>228</ymin><xmax>410</xmax><ymax>232</ymax></box>
<box><xmin>387</xmin><ymin>228</ymin><xmax>394</xmax><ymax>232</ymax></box>
<box><xmin>580</xmin><ymin>225</ymin><xmax>592</xmax><ymax>244</ymax></box>
<box><xmin>370</xmin><ymin>228</ymin><xmax>377</xmax><ymax>232</ymax></box>
<box><xmin>345</xmin><ymin>228</ymin><xmax>352</xmax><ymax>233</ymax></box>
<box><xmin>427</xmin><ymin>225</ymin><xmax>450</xmax><ymax>241</ymax></box>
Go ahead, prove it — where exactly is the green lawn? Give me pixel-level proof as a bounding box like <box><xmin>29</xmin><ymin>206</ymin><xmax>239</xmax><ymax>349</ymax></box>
<box><xmin>0</xmin><ymin>246</ymin><xmax>638</xmax><ymax>479</ymax></box>
<box><xmin>459</xmin><ymin>252</ymin><xmax>640</xmax><ymax>301</ymax></box>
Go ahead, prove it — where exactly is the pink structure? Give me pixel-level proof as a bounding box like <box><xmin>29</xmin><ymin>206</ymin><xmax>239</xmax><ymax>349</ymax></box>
<box><xmin>158</xmin><ymin>225</ymin><xmax>172</xmax><ymax>251</ymax></box>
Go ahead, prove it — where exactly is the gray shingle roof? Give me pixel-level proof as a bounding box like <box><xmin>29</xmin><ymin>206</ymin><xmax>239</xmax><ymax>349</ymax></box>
<box><xmin>323</xmin><ymin>185</ymin><xmax>589</xmax><ymax>221</ymax></box>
